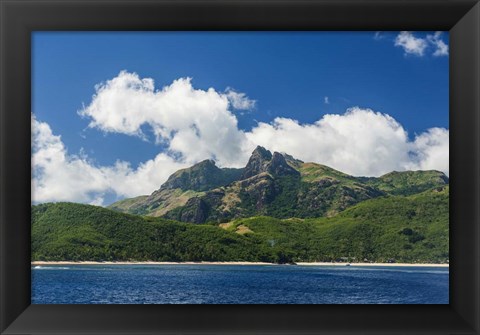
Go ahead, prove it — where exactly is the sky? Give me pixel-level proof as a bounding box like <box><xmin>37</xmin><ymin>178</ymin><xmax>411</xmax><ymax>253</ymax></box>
<box><xmin>32</xmin><ymin>31</ymin><xmax>449</xmax><ymax>206</ymax></box>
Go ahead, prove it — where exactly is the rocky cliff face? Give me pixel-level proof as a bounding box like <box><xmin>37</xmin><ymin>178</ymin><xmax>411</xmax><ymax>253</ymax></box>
<box><xmin>267</xmin><ymin>152</ymin><xmax>299</xmax><ymax>177</ymax></box>
<box><xmin>160</xmin><ymin>159</ymin><xmax>243</xmax><ymax>192</ymax></box>
<box><xmin>241</xmin><ymin>146</ymin><xmax>299</xmax><ymax>179</ymax></box>
<box><xmin>241</xmin><ymin>146</ymin><xmax>273</xmax><ymax>179</ymax></box>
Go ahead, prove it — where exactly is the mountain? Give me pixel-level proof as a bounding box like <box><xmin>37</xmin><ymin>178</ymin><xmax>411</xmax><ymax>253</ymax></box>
<box><xmin>109</xmin><ymin>159</ymin><xmax>243</xmax><ymax>216</ymax></box>
<box><xmin>109</xmin><ymin>146</ymin><xmax>449</xmax><ymax>224</ymax></box>
<box><xmin>32</xmin><ymin>185</ymin><xmax>449</xmax><ymax>263</ymax></box>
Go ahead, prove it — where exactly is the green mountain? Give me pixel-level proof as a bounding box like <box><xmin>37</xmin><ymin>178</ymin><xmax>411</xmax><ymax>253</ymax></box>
<box><xmin>109</xmin><ymin>146</ymin><xmax>448</xmax><ymax>224</ymax></box>
<box><xmin>32</xmin><ymin>185</ymin><xmax>449</xmax><ymax>263</ymax></box>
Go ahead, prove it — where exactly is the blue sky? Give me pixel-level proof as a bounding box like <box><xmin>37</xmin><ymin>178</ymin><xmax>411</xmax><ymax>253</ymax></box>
<box><xmin>32</xmin><ymin>31</ymin><xmax>449</xmax><ymax>205</ymax></box>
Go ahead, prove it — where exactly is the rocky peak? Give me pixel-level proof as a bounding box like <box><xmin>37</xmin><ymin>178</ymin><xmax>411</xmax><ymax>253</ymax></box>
<box><xmin>241</xmin><ymin>146</ymin><xmax>273</xmax><ymax>179</ymax></box>
<box><xmin>160</xmin><ymin>159</ymin><xmax>221</xmax><ymax>191</ymax></box>
<box><xmin>159</xmin><ymin>159</ymin><xmax>243</xmax><ymax>192</ymax></box>
<box><xmin>242</xmin><ymin>146</ymin><xmax>299</xmax><ymax>179</ymax></box>
<box><xmin>267</xmin><ymin>152</ymin><xmax>299</xmax><ymax>176</ymax></box>
<box><xmin>195</xmin><ymin>159</ymin><xmax>217</xmax><ymax>169</ymax></box>
<box><xmin>252</xmin><ymin>146</ymin><xmax>273</xmax><ymax>160</ymax></box>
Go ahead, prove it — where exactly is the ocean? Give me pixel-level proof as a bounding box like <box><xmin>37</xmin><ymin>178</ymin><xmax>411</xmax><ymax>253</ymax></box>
<box><xmin>31</xmin><ymin>264</ymin><xmax>449</xmax><ymax>304</ymax></box>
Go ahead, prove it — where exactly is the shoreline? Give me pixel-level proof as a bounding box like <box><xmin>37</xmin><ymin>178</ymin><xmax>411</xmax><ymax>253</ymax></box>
<box><xmin>31</xmin><ymin>261</ymin><xmax>449</xmax><ymax>267</ymax></box>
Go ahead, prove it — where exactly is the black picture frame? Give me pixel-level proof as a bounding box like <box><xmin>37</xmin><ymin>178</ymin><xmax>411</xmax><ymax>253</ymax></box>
<box><xmin>1</xmin><ymin>0</ymin><xmax>479</xmax><ymax>334</ymax></box>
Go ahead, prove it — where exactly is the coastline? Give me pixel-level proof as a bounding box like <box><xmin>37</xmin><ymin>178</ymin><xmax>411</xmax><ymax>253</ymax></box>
<box><xmin>296</xmin><ymin>262</ymin><xmax>449</xmax><ymax>267</ymax></box>
<box><xmin>31</xmin><ymin>261</ymin><xmax>449</xmax><ymax>267</ymax></box>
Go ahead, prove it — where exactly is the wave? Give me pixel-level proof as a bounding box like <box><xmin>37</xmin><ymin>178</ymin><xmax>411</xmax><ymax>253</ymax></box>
<box><xmin>32</xmin><ymin>266</ymin><xmax>70</xmax><ymax>270</ymax></box>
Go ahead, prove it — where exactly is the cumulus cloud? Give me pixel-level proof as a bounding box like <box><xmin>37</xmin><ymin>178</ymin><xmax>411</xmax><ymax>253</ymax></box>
<box><xmin>394</xmin><ymin>31</ymin><xmax>448</xmax><ymax>57</ymax></box>
<box><xmin>33</xmin><ymin>71</ymin><xmax>449</xmax><ymax>205</ymax></box>
<box><xmin>32</xmin><ymin>116</ymin><xmax>188</xmax><ymax>204</ymax></box>
<box><xmin>246</xmin><ymin>107</ymin><xmax>448</xmax><ymax>177</ymax></box>
<box><xmin>79</xmin><ymin>71</ymin><xmax>250</xmax><ymax>167</ymax></box>
<box><xmin>405</xmin><ymin>127</ymin><xmax>449</xmax><ymax>175</ymax></box>
<box><xmin>225</xmin><ymin>87</ymin><xmax>256</xmax><ymax>110</ymax></box>
<box><xmin>33</xmin><ymin>117</ymin><xmax>109</xmax><ymax>204</ymax></box>
<box><xmin>395</xmin><ymin>31</ymin><xmax>428</xmax><ymax>56</ymax></box>
<box><xmin>427</xmin><ymin>32</ymin><xmax>449</xmax><ymax>56</ymax></box>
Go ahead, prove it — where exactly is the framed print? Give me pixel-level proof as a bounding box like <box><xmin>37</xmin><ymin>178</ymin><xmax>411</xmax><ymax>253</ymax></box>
<box><xmin>1</xmin><ymin>0</ymin><xmax>479</xmax><ymax>334</ymax></box>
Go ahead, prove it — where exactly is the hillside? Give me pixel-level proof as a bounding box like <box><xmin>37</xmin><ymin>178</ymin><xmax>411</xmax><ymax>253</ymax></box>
<box><xmin>223</xmin><ymin>186</ymin><xmax>449</xmax><ymax>263</ymax></box>
<box><xmin>32</xmin><ymin>202</ymin><xmax>276</xmax><ymax>262</ymax></box>
<box><xmin>361</xmin><ymin>170</ymin><xmax>449</xmax><ymax>196</ymax></box>
<box><xmin>32</xmin><ymin>185</ymin><xmax>449</xmax><ymax>263</ymax></box>
<box><xmin>109</xmin><ymin>146</ymin><xmax>448</xmax><ymax>224</ymax></box>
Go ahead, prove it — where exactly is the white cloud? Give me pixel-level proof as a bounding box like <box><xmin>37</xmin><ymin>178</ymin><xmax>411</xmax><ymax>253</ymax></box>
<box><xmin>246</xmin><ymin>107</ymin><xmax>446</xmax><ymax>177</ymax></box>
<box><xmin>33</xmin><ymin>72</ymin><xmax>449</xmax><ymax>205</ymax></box>
<box><xmin>32</xmin><ymin>116</ymin><xmax>188</xmax><ymax>205</ymax></box>
<box><xmin>394</xmin><ymin>31</ymin><xmax>428</xmax><ymax>56</ymax></box>
<box><xmin>427</xmin><ymin>32</ymin><xmax>449</xmax><ymax>56</ymax></box>
<box><xmin>32</xmin><ymin>116</ymin><xmax>109</xmax><ymax>204</ymax></box>
<box><xmin>77</xmin><ymin>73</ymin><xmax>450</xmax><ymax>178</ymax></box>
<box><xmin>79</xmin><ymin>71</ymin><xmax>250</xmax><ymax>167</ymax></box>
<box><xmin>324</xmin><ymin>96</ymin><xmax>329</xmax><ymax>104</ymax></box>
<box><xmin>252</xmin><ymin>108</ymin><xmax>449</xmax><ymax>177</ymax></box>
<box><xmin>225</xmin><ymin>87</ymin><xmax>256</xmax><ymax>110</ymax></box>
<box><xmin>405</xmin><ymin>127</ymin><xmax>449</xmax><ymax>175</ymax></box>
<box><xmin>394</xmin><ymin>31</ymin><xmax>448</xmax><ymax>57</ymax></box>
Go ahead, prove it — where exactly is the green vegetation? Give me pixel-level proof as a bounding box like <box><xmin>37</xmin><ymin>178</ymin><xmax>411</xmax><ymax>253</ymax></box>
<box><xmin>32</xmin><ymin>202</ymin><xmax>278</xmax><ymax>262</ymax></box>
<box><xmin>32</xmin><ymin>185</ymin><xmax>448</xmax><ymax>263</ymax></box>
<box><xmin>361</xmin><ymin>170</ymin><xmax>449</xmax><ymax>196</ymax></box>
<box><xmin>107</xmin><ymin>195</ymin><xmax>149</xmax><ymax>214</ymax></box>
<box><xmin>298</xmin><ymin>162</ymin><xmax>357</xmax><ymax>184</ymax></box>
<box><xmin>222</xmin><ymin>186</ymin><xmax>448</xmax><ymax>263</ymax></box>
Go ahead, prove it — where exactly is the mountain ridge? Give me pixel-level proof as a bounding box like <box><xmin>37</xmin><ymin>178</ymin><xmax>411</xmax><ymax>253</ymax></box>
<box><xmin>108</xmin><ymin>146</ymin><xmax>448</xmax><ymax>224</ymax></box>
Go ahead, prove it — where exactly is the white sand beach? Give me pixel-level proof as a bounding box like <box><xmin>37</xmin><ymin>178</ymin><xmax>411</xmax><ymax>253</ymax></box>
<box><xmin>31</xmin><ymin>261</ymin><xmax>274</xmax><ymax>266</ymax></box>
<box><xmin>296</xmin><ymin>262</ymin><xmax>449</xmax><ymax>267</ymax></box>
<box><xmin>31</xmin><ymin>261</ymin><xmax>449</xmax><ymax>267</ymax></box>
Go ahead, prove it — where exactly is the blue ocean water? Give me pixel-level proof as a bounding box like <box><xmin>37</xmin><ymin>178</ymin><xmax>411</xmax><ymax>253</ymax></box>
<box><xmin>31</xmin><ymin>265</ymin><xmax>448</xmax><ymax>304</ymax></box>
